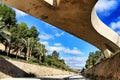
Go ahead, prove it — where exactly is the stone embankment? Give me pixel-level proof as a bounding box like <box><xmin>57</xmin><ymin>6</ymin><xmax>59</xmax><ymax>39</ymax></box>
<box><xmin>83</xmin><ymin>53</ymin><xmax>120</xmax><ymax>80</ymax></box>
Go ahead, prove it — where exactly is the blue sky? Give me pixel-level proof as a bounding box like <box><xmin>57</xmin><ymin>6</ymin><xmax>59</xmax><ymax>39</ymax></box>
<box><xmin>10</xmin><ymin>0</ymin><xmax>120</xmax><ymax>69</ymax></box>
<box><xmin>96</xmin><ymin>0</ymin><xmax>120</xmax><ymax>35</ymax></box>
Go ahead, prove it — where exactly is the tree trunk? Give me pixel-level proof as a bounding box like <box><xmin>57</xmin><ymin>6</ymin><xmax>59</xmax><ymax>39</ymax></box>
<box><xmin>8</xmin><ymin>45</ymin><xmax>11</xmax><ymax>55</ymax></box>
<box><xmin>5</xmin><ymin>43</ymin><xmax>7</xmax><ymax>52</ymax></box>
<box><xmin>16</xmin><ymin>48</ymin><xmax>19</xmax><ymax>59</ymax></box>
<box><xmin>39</xmin><ymin>55</ymin><xmax>41</xmax><ymax>63</ymax></box>
<box><xmin>29</xmin><ymin>48</ymin><xmax>32</xmax><ymax>59</ymax></box>
<box><xmin>6</xmin><ymin>46</ymin><xmax>9</xmax><ymax>56</ymax></box>
<box><xmin>5</xmin><ymin>43</ymin><xmax>10</xmax><ymax>56</ymax></box>
<box><xmin>26</xmin><ymin>47</ymin><xmax>30</xmax><ymax>61</ymax></box>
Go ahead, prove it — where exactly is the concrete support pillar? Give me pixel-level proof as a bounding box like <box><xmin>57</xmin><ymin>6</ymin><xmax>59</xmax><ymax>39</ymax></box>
<box><xmin>103</xmin><ymin>49</ymin><xmax>112</xmax><ymax>58</ymax></box>
<box><xmin>56</xmin><ymin>0</ymin><xmax>61</xmax><ymax>6</ymax></box>
<box><xmin>44</xmin><ymin>0</ymin><xmax>54</xmax><ymax>5</ymax></box>
<box><xmin>44</xmin><ymin>0</ymin><xmax>61</xmax><ymax>7</ymax></box>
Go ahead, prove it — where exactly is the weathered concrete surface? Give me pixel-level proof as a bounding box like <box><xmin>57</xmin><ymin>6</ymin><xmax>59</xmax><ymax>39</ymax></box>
<box><xmin>0</xmin><ymin>0</ymin><xmax>120</xmax><ymax>55</ymax></box>
<box><xmin>83</xmin><ymin>53</ymin><xmax>120</xmax><ymax>80</ymax></box>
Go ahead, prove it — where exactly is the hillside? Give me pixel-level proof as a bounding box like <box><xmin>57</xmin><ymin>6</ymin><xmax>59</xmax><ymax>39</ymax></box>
<box><xmin>0</xmin><ymin>56</ymin><xmax>74</xmax><ymax>78</ymax></box>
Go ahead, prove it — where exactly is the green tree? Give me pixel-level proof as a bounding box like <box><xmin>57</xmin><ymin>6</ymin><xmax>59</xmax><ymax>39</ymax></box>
<box><xmin>85</xmin><ymin>51</ymin><xmax>101</xmax><ymax>69</ymax></box>
<box><xmin>10</xmin><ymin>23</ymin><xmax>40</xmax><ymax>59</ymax></box>
<box><xmin>0</xmin><ymin>3</ymin><xmax>16</xmax><ymax>55</ymax></box>
<box><xmin>0</xmin><ymin>17</ymin><xmax>11</xmax><ymax>55</ymax></box>
<box><xmin>9</xmin><ymin>25</ymin><xmax>24</xmax><ymax>58</ymax></box>
<box><xmin>44</xmin><ymin>51</ymin><xmax>68</xmax><ymax>70</ymax></box>
<box><xmin>0</xmin><ymin>3</ymin><xmax>16</xmax><ymax>26</ymax></box>
<box><xmin>17</xmin><ymin>22</ymin><xmax>29</xmax><ymax>38</ymax></box>
<box><xmin>0</xmin><ymin>17</ymin><xmax>11</xmax><ymax>42</ymax></box>
<box><xmin>28</xmin><ymin>26</ymin><xmax>39</xmax><ymax>39</ymax></box>
<box><xmin>35</xmin><ymin>42</ymin><xmax>47</xmax><ymax>63</ymax></box>
<box><xmin>9</xmin><ymin>22</ymin><xmax>29</xmax><ymax>58</ymax></box>
<box><xmin>22</xmin><ymin>37</ymin><xmax>36</xmax><ymax>61</ymax></box>
<box><xmin>52</xmin><ymin>51</ymin><xmax>59</xmax><ymax>60</ymax></box>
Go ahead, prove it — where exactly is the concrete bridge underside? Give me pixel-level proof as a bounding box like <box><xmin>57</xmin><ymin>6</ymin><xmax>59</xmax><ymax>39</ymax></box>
<box><xmin>0</xmin><ymin>0</ymin><xmax>120</xmax><ymax>58</ymax></box>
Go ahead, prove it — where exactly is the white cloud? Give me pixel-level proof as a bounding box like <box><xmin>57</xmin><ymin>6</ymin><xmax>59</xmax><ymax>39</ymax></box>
<box><xmin>55</xmin><ymin>32</ymin><xmax>64</xmax><ymax>37</ymax></box>
<box><xmin>110</xmin><ymin>21</ymin><xmax>120</xmax><ymax>30</ymax></box>
<box><xmin>41</xmin><ymin>41</ymin><xmax>83</xmax><ymax>55</ymax></box>
<box><xmin>12</xmin><ymin>8</ymin><xmax>27</xmax><ymax>18</ymax></box>
<box><xmin>41</xmin><ymin>41</ymin><xmax>85</xmax><ymax>69</ymax></box>
<box><xmin>116</xmin><ymin>31</ymin><xmax>120</xmax><ymax>35</ymax></box>
<box><xmin>50</xmin><ymin>46</ymin><xmax>65</xmax><ymax>53</ymax></box>
<box><xmin>41</xmin><ymin>41</ymin><xmax>49</xmax><ymax>46</ymax></box>
<box><xmin>109</xmin><ymin>16</ymin><xmax>120</xmax><ymax>35</ymax></box>
<box><xmin>54</xmin><ymin>43</ymin><xmax>62</xmax><ymax>46</ymax></box>
<box><xmin>95</xmin><ymin>0</ymin><xmax>118</xmax><ymax>16</ymax></box>
<box><xmin>64</xmin><ymin>47</ymin><xmax>83</xmax><ymax>55</ymax></box>
<box><xmin>39</xmin><ymin>32</ymin><xmax>54</xmax><ymax>40</ymax></box>
<box><xmin>42</xmin><ymin>42</ymin><xmax>65</xmax><ymax>54</ymax></box>
<box><xmin>63</xmin><ymin>57</ymin><xmax>87</xmax><ymax>69</ymax></box>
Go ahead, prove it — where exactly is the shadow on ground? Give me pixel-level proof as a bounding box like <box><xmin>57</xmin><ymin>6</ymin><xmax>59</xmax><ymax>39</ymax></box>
<box><xmin>0</xmin><ymin>56</ymin><xmax>28</xmax><ymax>77</ymax></box>
<box><xmin>0</xmin><ymin>50</ymin><xmax>35</xmax><ymax>78</ymax></box>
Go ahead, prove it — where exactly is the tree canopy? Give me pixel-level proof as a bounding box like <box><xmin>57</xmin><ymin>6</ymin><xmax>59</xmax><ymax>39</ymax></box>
<box><xmin>85</xmin><ymin>51</ymin><xmax>101</xmax><ymax>69</ymax></box>
<box><xmin>0</xmin><ymin>3</ymin><xmax>16</xmax><ymax>26</ymax></box>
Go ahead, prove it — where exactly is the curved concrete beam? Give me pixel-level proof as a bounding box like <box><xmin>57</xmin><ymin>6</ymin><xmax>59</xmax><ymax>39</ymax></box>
<box><xmin>91</xmin><ymin>6</ymin><xmax>120</xmax><ymax>56</ymax></box>
<box><xmin>0</xmin><ymin>0</ymin><xmax>120</xmax><ymax>56</ymax></box>
<box><xmin>91</xmin><ymin>7</ymin><xmax>120</xmax><ymax>48</ymax></box>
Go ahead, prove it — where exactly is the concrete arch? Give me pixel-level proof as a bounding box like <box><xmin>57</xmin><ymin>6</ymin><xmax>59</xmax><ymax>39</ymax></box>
<box><xmin>91</xmin><ymin>6</ymin><xmax>120</xmax><ymax>57</ymax></box>
<box><xmin>91</xmin><ymin>7</ymin><xmax>120</xmax><ymax>48</ymax></box>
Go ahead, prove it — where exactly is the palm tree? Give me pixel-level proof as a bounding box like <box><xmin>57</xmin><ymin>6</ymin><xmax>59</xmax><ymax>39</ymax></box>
<box><xmin>35</xmin><ymin>42</ymin><xmax>47</xmax><ymax>63</ymax></box>
<box><xmin>13</xmin><ymin>38</ymin><xmax>24</xmax><ymax>59</ymax></box>
<box><xmin>0</xmin><ymin>17</ymin><xmax>11</xmax><ymax>55</ymax></box>
<box><xmin>22</xmin><ymin>37</ymin><xmax>36</xmax><ymax>61</ymax></box>
<box><xmin>0</xmin><ymin>17</ymin><xmax>11</xmax><ymax>42</ymax></box>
